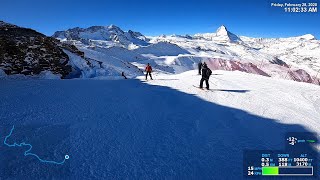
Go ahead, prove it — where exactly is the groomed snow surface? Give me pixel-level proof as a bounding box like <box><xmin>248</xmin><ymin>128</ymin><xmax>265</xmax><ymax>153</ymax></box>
<box><xmin>1</xmin><ymin>70</ymin><xmax>320</xmax><ymax>179</ymax></box>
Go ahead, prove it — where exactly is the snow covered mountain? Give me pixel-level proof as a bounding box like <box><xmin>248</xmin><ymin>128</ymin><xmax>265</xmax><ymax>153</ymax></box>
<box><xmin>149</xmin><ymin>26</ymin><xmax>320</xmax><ymax>85</ymax></box>
<box><xmin>194</xmin><ymin>25</ymin><xmax>242</xmax><ymax>43</ymax></box>
<box><xmin>52</xmin><ymin>23</ymin><xmax>320</xmax><ymax>84</ymax></box>
<box><xmin>53</xmin><ymin>25</ymin><xmax>149</xmax><ymax>47</ymax></box>
<box><xmin>1</xmin><ymin>21</ymin><xmax>319</xmax><ymax>85</ymax></box>
<box><xmin>0</xmin><ymin>21</ymin><xmax>144</xmax><ymax>79</ymax></box>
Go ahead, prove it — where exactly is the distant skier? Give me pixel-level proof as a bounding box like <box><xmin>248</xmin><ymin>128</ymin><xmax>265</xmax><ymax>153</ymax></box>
<box><xmin>145</xmin><ymin>63</ymin><xmax>153</xmax><ymax>80</ymax></box>
<box><xmin>200</xmin><ymin>62</ymin><xmax>212</xmax><ymax>90</ymax></box>
<box><xmin>121</xmin><ymin>72</ymin><xmax>127</xmax><ymax>79</ymax></box>
<box><xmin>198</xmin><ymin>62</ymin><xmax>203</xmax><ymax>75</ymax></box>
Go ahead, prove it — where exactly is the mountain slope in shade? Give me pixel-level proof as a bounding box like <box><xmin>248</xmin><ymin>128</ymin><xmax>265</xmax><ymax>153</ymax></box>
<box><xmin>0</xmin><ymin>21</ymin><xmax>18</xmax><ymax>28</ymax></box>
<box><xmin>0</xmin><ymin>21</ymin><xmax>72</xmax><ymax>78</ymax></box>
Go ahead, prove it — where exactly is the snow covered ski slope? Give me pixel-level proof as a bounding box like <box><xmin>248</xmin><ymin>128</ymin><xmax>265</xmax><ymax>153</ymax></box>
<box><xmin>144</xmin><ymin>70</ymin><xmax>320</xmax><ymax>134</ymax></box>
<box><xmin>0</xmin><ymin>70</ymin><xmax>319</xmax><ymax>179</ymax></box>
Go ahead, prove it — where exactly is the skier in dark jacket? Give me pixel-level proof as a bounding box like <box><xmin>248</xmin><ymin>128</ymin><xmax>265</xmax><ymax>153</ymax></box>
<box><xmin>198</xmin><ymin>62</ymin><xmax>203</xmax><ymax>75</ymax></box>
<box><xmin>121</xmin><ymin>72</ymin><xmax>127</xmax><ymax>79</ymax></box>
<box><xmin>145</xmin><ymin>63</ymin><xmax>153</xmax><ymax>80</ymax></box>
<box><xmin>200</xmin><ymin>63</ymin><xmax>212</xmax><ymax>90</ymax></box>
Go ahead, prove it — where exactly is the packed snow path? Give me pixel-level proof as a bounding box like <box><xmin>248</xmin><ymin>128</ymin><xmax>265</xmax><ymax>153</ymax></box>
<box><xmin>1</xmin><ymin>70</ymin><xmax>319</xmax><ymax>179</ymax></box>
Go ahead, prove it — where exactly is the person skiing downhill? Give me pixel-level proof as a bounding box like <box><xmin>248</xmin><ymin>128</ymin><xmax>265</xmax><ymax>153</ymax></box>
<box><xmin>145</xmin><ymin>63</ymin><xmax>153</xmax><ymax>80</ymax></box>
<box><xmin>121</xmin><ymin>72</ymin><xmax>127</xmax><ymax>79</ymax></box>
<box><xmin>198</xmin><ymin>61</ymin><xmax>203</xmax><ymax>75</ymax></box>
<box><xmin>200</xmin><ymin>62</ymin><xmax>212</xmax><ymax>90</ymax></box>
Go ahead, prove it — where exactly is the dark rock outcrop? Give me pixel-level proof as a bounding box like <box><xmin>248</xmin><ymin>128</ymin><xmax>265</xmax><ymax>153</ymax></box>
<box><xmin>269</xmin><ymin>57</ymin><xmax>289</xmax><ymax>68</ymax></box>
<box><xmin>0</xmin><ymin>21</ymin><xmax>73</xmax><ymax>78</ymax></box>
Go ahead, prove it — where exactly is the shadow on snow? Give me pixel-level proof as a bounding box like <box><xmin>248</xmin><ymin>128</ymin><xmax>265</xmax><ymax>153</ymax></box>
<box><xmin>0</xmin><ymin>79</ymin><xmax>318</xmax><ymax>179</ymax></box>
<box><xmin>213</xmin><ymin>89</ymin><xmax>250</xmax><ymax>93</ymax></box>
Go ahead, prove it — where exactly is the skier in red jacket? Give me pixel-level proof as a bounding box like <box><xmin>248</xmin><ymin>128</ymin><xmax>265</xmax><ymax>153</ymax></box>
<box><xmin>145</xmin><ymin>63</ymin><xmax>153</xmax><ymax>80</ymax></box>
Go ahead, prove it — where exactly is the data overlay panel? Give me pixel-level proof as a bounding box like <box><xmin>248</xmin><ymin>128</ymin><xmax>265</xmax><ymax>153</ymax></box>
<box><xmin>244</xmin><ymin>132</ymin><xmax>318</xmax><ymax>177</ymax></box>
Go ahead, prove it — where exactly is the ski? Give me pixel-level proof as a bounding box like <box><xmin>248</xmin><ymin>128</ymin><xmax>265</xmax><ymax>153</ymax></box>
<box><xmin>193</xmin><ymin>85</ymin><xmax>213</xmax><ymax>92</ymax></box>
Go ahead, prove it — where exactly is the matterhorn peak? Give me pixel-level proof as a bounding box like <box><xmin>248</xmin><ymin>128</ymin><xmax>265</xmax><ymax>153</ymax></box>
<box><xmin>216</xmin><ymin>25</ymin><xmax>228</xmax><ymax>36</ymax></box>
<box><xmin>214</xmin><ymin>25</ymin><xmax>241</xmax><ymax>43</ymax></box>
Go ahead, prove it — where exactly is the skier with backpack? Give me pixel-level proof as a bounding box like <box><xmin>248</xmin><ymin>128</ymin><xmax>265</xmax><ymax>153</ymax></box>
<box><xmin>200</xmin><ymin>62</ymin><xmax>212</xmax><ymax>90</ymax></box>
<box><xmin>145</xmin><ymin>63</ymin><xmax>153</xmax><ymax>80</ymax></box>
<box><xmin>198</xmin><ymin>61</ymin><xmax>203</xmax><ymax>75</ymax></box>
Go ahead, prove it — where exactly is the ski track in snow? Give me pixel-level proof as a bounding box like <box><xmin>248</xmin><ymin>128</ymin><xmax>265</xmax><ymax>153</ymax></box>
<box><xmin>0</xmin><ymin>70</ymin><xmax>320</xmax><ymax>179</ymax></box>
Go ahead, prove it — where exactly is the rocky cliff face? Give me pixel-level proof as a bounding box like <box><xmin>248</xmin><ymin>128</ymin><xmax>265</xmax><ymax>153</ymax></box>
<box><xmin>0</xmin><ymin>21</ymin><xmax>73</xmax><ymax>78</ymax></box>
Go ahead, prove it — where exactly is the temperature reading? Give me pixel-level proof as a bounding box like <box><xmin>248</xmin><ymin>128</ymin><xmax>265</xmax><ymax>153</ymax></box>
<box><xmin>287</xmin><ymin>137</ymin><xmax>297</xmax><ymax>146</ymax></box>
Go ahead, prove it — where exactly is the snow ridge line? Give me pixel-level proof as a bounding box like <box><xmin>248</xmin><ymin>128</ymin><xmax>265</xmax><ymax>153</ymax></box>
<box><xmin>3</xmin><ymin>125</ymin><xmax>68</xmax><ymax>165</ymax></box>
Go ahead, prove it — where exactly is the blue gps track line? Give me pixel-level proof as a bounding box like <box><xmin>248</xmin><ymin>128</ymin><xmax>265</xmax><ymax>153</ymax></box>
<box><xmin>3</xmin><ymin>125</ymin><xmax>67</xmax><ymax>165</ymax></box>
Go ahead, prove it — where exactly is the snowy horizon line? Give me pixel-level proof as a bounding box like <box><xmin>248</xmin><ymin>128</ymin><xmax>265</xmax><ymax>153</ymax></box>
<box><xmin>53</xmin><ymin>23</ymin><xmax>317</xmax><ymax>40</ymax></box>
<box><xmin>1</xmin><ymin>20</ymin><xmax>317</xmax><ymax>40</ymax></box>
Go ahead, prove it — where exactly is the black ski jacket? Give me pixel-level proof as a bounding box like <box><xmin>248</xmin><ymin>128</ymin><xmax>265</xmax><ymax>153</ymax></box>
<box><xmin>202</xmin><ymin>67</ymin><xmax>211</xmax><ymax>79</ymax></box>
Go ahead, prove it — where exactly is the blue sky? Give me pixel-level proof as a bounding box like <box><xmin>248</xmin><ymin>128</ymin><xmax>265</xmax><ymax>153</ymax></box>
<box><xmin>1</xmin><ymin>0</ymin><xmax>319</xmax><ymax>38</ymax></box>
